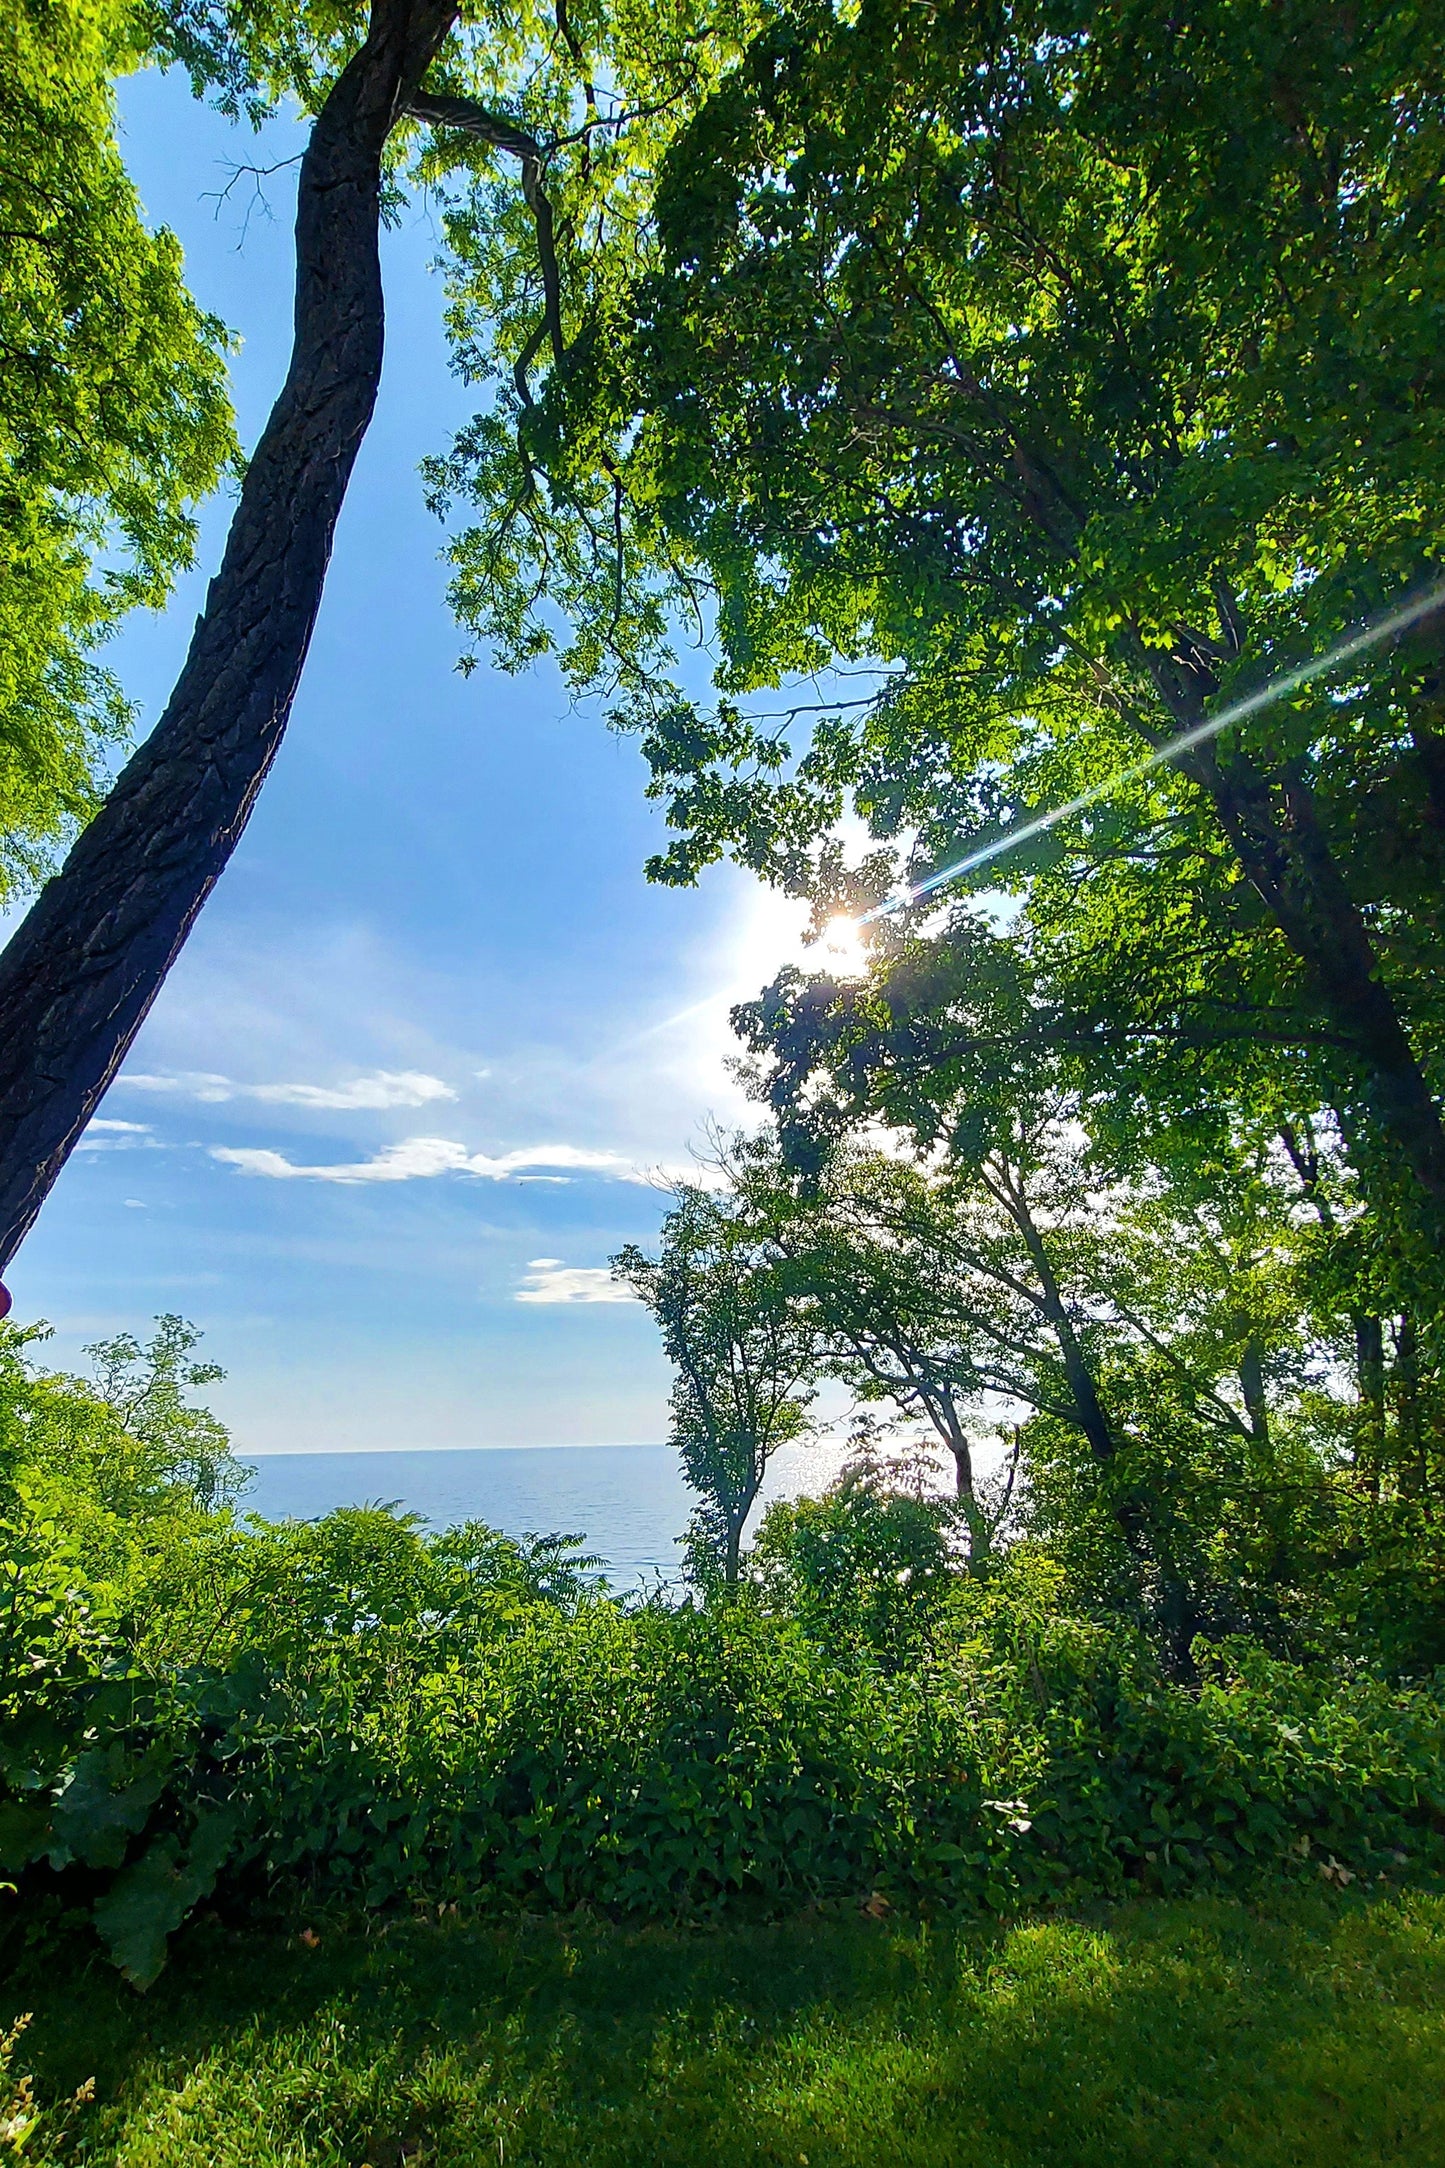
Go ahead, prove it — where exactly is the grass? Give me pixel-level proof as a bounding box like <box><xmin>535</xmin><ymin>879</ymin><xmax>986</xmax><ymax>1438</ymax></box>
<box><xmin>6</xmin><ymin>1888</ymin><xmax>1444</xmax><ymax>2165</ymax></box>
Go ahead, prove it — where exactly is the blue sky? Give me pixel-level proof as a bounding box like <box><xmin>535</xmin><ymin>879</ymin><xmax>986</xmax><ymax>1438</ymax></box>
<box><xmin>6</xmin><ymin>65</ymin><xmax>862</xmax><ymax>1455</ymax></box>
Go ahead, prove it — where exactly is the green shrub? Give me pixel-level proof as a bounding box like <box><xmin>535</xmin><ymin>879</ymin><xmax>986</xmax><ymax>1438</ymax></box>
<box><xmin>8</xmin><ymin>1539</ymin><xmax>1444</xmax><ymax>1986</ymax></box>
<box><xmin>2</xmin><ymin>1320</ymin><xmax>1444</xmax><ymax>1991</ymax></box>
<box><xmin>750</xmin><ymin>1476</ymin><xmax>959</xmax><ymax>1665</ymax></box>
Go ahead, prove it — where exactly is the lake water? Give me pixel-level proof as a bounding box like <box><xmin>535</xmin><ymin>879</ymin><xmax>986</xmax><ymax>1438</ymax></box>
<box><xmin>243</xmin><ymin>1440</ymin><xmax>853</xmax><ymax>1591</ymax></box>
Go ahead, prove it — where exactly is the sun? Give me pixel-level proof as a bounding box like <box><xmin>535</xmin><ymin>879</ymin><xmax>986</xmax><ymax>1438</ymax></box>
<box><xmin>816</xmin><ymin>914</ymin><xmax>869</xmax><ymax>978</ymax></box>
<box><xmin>718</xmin><ymin>890</ymin><xmax>873</xmax><ymax>1002</ymax></box>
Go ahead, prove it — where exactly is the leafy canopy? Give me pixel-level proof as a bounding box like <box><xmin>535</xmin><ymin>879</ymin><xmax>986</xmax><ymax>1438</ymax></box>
<box><xmin>435</xmin><ymin>0</ymin><xmax>1445</xmax><ymax>1222</ymax></box>
<box><xmin>0</xmin><ymin>0</ymin><xmax>237</xmax><ymax>899</ymax></box>
<box><xmin>456</xmin><ymin>0</ymin><xmax>1445</xmax><ymax>872</ymax></box>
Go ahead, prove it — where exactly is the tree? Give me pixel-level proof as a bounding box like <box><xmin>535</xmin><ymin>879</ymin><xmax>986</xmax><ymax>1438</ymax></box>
<box><xmin>725</xmin><ymin>1043</ymin><xmax>1357</xmax><ymax>1661</ymax></box>
<box><xmin>442</xmin><ymin>0</ymin><xmax>1445</xmax><ymax>1230</ymax></box>
<box><xmin>0</xmin><ymin>0</ymin><xmax>744</xmax><ymax>1275</ymax></box>
<box><xmin>734</xmin><ymin>926</ymin><xmax>1419</xmax><ymax>1460</ymax></box>
<box><xmin>614</xmin><ymin>1185</ymin><xmax>818</xmax><ymax>1586</ymax></box>
<box><xmin>0</xmin><ymin>0</ymin><xmax>236</xmax><ymax>900</ymax></box>
<box><xmin>0</xmin><ymin>0</ymin><xmax>449</xmax><ymax>1270</ymax></box>
<box><xmin>0</xmin><ymin>1311</ymin><xmax>245</xmax><ymax>1524</ymax></box>
<box><xmin>754</xmin><ymin>1121</ymin><xmax>1151</xmax><ymax>1579</ymax></box>
<box><xmin>84</xmin><ymin>1312</ymin><xmax>245</xmax><ymax>1512</ymax></box>
<box><xmin>727</xmin><ymin>1135</ymin><xmax>1015</xmax><ymax>1564</ymax></box>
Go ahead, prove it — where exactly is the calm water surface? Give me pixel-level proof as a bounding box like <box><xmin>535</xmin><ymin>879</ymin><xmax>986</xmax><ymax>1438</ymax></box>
<box><xmin>244</xmin><ymin>1441</ymin><xmax>849</xmax><ymax>1591</ymax></box>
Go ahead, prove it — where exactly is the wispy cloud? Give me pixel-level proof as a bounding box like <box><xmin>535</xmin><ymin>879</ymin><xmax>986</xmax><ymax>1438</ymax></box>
<box><xmin>515</xmin><ymin>1258</ymin><xmax>637</xmax><ymax>1304</ymax></box>
<box><xmin>77</xmin><ymin>1117</ymin><xmax>157</xmax><ymax>1151</ymax></box>
<box><xmin>211</xmin><ymin>1137</ymin><xmax>676</xmax><ymax>1187</ymax></box>
<box><xmin>251</xmin><ymin>1071</ymin><xmax>457</xmax><ymax>1111</ymax></box>
<box><xmin>120</xmin><ymin>1069</ymin><xmax>456</xmax><ymax>1110</ymax></box>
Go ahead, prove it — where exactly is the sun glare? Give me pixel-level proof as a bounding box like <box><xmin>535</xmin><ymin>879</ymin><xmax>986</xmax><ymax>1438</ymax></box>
<box><xmin>818</xmin><ymin>914</ymin><xmax>868</xmax><ymax>978</ymax></box>
<box><xmin>715</xmin><ymin>891</ymin><xmax>872</xmax><ymax>1014</ymax></box>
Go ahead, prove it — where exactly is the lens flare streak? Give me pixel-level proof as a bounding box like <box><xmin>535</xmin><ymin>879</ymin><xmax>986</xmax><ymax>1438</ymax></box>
<box><xmin>860</xmin><ymin>579</ymin><xmax>1445</xmax><ymax>924</ymax></box>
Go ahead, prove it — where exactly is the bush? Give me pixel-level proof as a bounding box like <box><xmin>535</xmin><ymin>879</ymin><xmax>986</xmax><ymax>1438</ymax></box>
<box><xmin>6</xmin><ymin>1525</ymin><xmax>1444</xmax><ymax>1986</ymax></box>
<box><xmin>750</xmin><ymin>1475</ymin><xmax>960</xmax><ymax>1665</ymax></box>
<box><xmin>2</xmin><ymin>1319</ymin><xmax>1444</xmax><ymax>1990</ymax></box>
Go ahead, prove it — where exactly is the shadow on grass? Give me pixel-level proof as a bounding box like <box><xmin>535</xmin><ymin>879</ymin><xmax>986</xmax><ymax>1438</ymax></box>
<box><xmin>7</xmin><ymin>1888</ymin><xmax>1445</xmax><ymax>2166</ymax></box>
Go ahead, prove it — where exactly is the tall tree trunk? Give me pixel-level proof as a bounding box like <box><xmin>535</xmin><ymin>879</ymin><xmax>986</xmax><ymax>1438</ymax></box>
<box><xmin>997</xmin><ymin>1159</ymin><xmax>1206</xmax><ymax>1668</ymax></box>
<box><xmin>0</xmin><ymin>0</ymin><xmax>457</xmax><ymax>1274</ymax></box>
<box><xmin>1395</xmin><ymin>1312</ymin><xmax>1427</xmax><ymax>1503</ymax></box>
<box><xmin>1355</xmin><ymin>1312</ymin><xmax>1386</xmax><ymax>1500</ymax></box>
<box><xmin>1146</xmin><ymin>648</ymin><xmax>1445</xmax><ymax>1218</ymax></box>
<box><xmin>723</xmin><ymin>1508</ymin><xmax>747</xmax><ymax>1588</ymax></box>
<box><xmin>925</xmin><ymin>1382</ymin><xmax>991</xmax><ymax>1566</ymax></box>
<box><xmin>1006</xmin><ymin>1196</ymin><xmax>1118</xmax><ymax>1464</ymax></box>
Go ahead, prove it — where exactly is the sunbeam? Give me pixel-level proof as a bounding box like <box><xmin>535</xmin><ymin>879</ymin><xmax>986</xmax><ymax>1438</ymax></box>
<box><xmin>861</xmin><ymin>577</ymin><xmax>1445</xmax><ymax>923</ymax></box>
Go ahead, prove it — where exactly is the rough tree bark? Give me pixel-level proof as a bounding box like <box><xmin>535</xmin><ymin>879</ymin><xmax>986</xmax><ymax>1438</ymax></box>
<box><xmin>0</xmin><ymin>0</ymin><xmax>458</xmax><ymax>1274</ymax></box>
<box><xmin>1143</xmin><ymin>648</ymin><xmax>1445</xmax><ymax>1218</ymax></box>
<box><xmin>1239</xmin><ymin>1336</ymin><xmax>1270</xmax><ymax>1453</ymax></box>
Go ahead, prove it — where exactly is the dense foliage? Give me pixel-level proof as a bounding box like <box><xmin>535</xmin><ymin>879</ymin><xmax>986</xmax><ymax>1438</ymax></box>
<box><xmin>0</xmin><ymin>0</ymin><xmax>235</xmax><ymax>900</ymax></box>
<box><xmin>436</xmin><ymin>0</ymin><xmax>1445</xmax><ymax>1294</ymax></box>
<box><xmin>2</xmin><ymin>1321</ymin><xmax>1443</xmax><ymax>1993</ymax></box>
<box><xmin>437</xmin><ymin>0</ymin><xmax>1445</xmax><ymax>1422</ymax></box>
<box><xmin>433</xmin><ymin>0</ymin><xmax>1445</xmax><ymax>1705</ymax></box>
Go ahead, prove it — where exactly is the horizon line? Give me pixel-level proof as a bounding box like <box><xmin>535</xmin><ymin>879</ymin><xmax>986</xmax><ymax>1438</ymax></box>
<box><xmin>243</xmin><ymin>1438</ymin><xmax>672</xmax><ymax>1458</ymax></box>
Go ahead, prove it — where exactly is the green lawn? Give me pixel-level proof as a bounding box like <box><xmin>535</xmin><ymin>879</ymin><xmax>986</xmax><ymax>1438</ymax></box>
<box><xmin>7</xmin><ymin>1889</ymin><xmax>1444</xmax><ymax>2165</ymax></box>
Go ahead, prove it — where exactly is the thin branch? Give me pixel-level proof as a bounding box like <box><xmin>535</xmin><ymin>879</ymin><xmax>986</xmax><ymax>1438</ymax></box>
<box><xmin>203</xmin><ymin>154</ymin><xmax>306</xmax><ymax>248</ymax></box>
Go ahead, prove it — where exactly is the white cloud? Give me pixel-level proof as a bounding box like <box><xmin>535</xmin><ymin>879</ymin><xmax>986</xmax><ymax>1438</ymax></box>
<box><xmin>77</xmin><ymin>1117</ymin><xmax>157</xmax><ymax>1152</ymax></box>
<box><xmin>121</xmin><ymin>1071</ymin><xmax>234</xmax><ymax>1101</ymax></box>
<box><xmin>515</xmin><ymin>1259</ymin><xmax>637</xmax><ymax>1304</ymax></box>
<box><xmin>210</xmin><ymin>1137</ymin><xmax>675</xmax><ymax>1186</ymax></box>
<box><xmin>120</xmin><ymin>1069</ymin><xmax>456</xmax><ymax>1110</ymax></box>
<box><xmin>213</xmin><ymin>1138</ymin><xmax>466</xmax><ymax>1183</ymax></box>
<box><xmin>252</xmin><ymin>1071</ymin><xmax>456</xmax><ymax>1111</ymax></box>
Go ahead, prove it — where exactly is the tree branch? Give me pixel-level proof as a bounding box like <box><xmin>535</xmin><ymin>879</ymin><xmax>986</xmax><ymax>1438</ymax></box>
<box><xmin>406</xmin><ymin>90</ymin><xmax>566</xmax><ymax>373</ymax></box>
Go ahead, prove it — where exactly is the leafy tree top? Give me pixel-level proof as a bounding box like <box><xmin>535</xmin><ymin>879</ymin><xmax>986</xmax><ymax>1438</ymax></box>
<box><xmin>0</xmin><ymin>0</ymin><xmax>237</xmax><ymax>898</ymax></box>
<box><xmin>431</xmin><ymin>0</ymin><xmax>1445</xmax><ymax>1228</ymax></box>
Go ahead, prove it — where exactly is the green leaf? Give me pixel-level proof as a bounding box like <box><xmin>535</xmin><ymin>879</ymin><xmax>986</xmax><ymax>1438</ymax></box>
<box><xmin>48</xmin><ymin>1747</ymin><xmax>171</xmax><ymax>1870</ymax></box>
<box><xmin>92</xmin><ymin>1804</ymin><xmax>243</xmax><ymax>1989</ymax></box>
<box><xmin>0</xmin><ymin>1800</ymin><xmax>50</xmax><ymax>1873</ymax></box>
